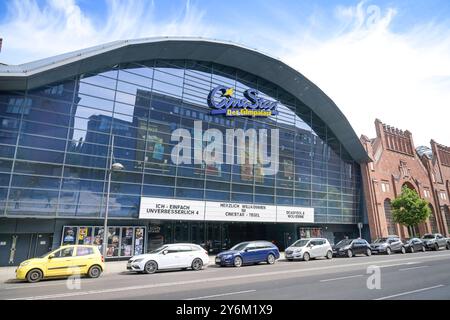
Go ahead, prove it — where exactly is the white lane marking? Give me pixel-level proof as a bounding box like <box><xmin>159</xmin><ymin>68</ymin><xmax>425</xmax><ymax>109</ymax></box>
<box><xmin>320</xmin><ymin>275</ymin><xmax>363</xmax><ymax>282</ymax></box>
<box><xmin>8</xmin><ymin>253</ymin><xmax>450</xmax><ymax>300</ymax></box>
<box><xmin>398</xmin><ymin>266</ymin><xmax>429</xmax><ymax>272</ymax></box>
<box><xmin>374</xmin><ymin>285</ymin><xmax>445</xmax><ymax>300</ymax></box>
<box><xmin>378</xmin><ymin>262</ymin><xmax>420</xmax><ymax>268</ymax></box>
<box><xmin>185</xmin><ymin>290</ymin><xmax>256</xmax><ymax>300</ymax></box>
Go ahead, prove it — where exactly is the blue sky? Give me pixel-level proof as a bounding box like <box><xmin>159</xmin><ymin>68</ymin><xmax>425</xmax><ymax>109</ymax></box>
<box><xmin>0</xmin><ymin>0</ymin><xmax>449</xmax><ymax>146</ymax></box>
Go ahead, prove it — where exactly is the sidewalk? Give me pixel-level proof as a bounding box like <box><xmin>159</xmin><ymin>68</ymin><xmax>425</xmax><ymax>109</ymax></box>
<box><xmin>0</xmin><ymin>253</ymin><xmax>286</xmax><ymax>284</ymax></box>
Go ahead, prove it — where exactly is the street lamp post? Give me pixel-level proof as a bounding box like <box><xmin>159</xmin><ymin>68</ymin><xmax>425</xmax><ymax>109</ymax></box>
<box><xmin>102</xmin><ymin>135</ymin><xmax>124</xmax><ymax>258</ymax></box>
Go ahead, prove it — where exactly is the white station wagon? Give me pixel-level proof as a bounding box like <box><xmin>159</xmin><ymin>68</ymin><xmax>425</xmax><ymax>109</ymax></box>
<box><xmin>127</xmin><ymin>243</ymin><xmax>210</xmax><ymax>274</ymax></box>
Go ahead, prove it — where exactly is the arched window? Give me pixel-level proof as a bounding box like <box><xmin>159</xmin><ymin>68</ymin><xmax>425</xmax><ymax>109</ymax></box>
<box><xmin>384</xmin><ymin>199</ymin><xmax>395</xmax><ymax>235</ymax></box>
<box><xmin>402</xmin><ymin>182</ymin><xmax>416</xmax><ymax>191</ymax></box>
<box><xmin>429</xmin><ymin>204</ymin><xmax>438</xmax><ymax>233</ymax></box>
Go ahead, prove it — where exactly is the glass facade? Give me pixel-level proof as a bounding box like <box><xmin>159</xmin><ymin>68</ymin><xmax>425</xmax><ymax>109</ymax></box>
<box><xmin>0</xmin><ymin>59</ymin><xmax>362</xmax><ymax>225</ymax></box>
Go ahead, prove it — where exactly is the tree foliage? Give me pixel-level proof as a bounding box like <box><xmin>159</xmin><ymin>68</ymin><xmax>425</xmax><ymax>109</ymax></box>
<box><xmin>391</xmin><ymin>186</ymin><xmax>431</xmax><ymax>229</ymax></box>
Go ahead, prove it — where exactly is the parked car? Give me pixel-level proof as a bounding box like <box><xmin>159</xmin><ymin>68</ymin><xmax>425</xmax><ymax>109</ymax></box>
<box><xmin>215</xmin><ymin>241</ymin><xmax>280</xmax><ymax>267</ymax></box>
<box><xmin>421</xmin><ymin>233</ymin><xmax>448</xmax><ymax>251</ymax></box>
<box><xmin>403</xmin><ymin>238</ymin><xmax>426</xmax><ymax>253</ymax></box>
<box><xmin>370</xmin><ymin>236</ymin><xmax>405</xmax><ymax>255</ymax></box>
<box><xmin>127</xmin><ymin>243</ymin><xmax>209</xmax><ymax>274</ymax></box>
<box><xmin>16</xmin><ymin>245</ymin><xmax>105</xmax><ymax>283</ymax></box>
<box><xmin>285</xmin><ymin>238</ymin><xmax>333</xmax><ymax>261</ymax></box>
<box><xmin>333</xmin><ymin>239</ymin><xmax>372</xmax><ymax>258</ymax></box>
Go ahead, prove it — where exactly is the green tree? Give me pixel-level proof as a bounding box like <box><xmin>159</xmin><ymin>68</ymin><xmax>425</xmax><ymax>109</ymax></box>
<box><xmin>391</xmin><ymin>186</ymin><xmax>431</xmax><ymax>236</ymax></box>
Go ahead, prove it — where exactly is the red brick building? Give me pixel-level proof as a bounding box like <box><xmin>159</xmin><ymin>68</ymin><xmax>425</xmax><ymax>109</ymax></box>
<box><xmin>361</xmin><ymin>119</ymin><xmax>450</xmax><ymax>240</ymax></box>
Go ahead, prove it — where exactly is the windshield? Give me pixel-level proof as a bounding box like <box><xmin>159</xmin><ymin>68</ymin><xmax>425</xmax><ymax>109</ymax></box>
<box><xmin>149</xmin><ymin>245</ymin><xmax>168</xmax><ymax>254</ymax></box>
<box><xmin>230</xmin><ymin>242</ymin><xmax>249</xmax><ymax>251</ymax></box>
<box><xmin>291</xmin><ymin>239</ymin><xmax>310</xmax><ymax>247</ymax></box>
<box><xmin>374</xmin><ymin>238</ymin><xmax>388</xmax><ymax>243</ymax></box>
<box><xmin>39</xmin><ymin>250</ymin><xmax>54</xmax><ymax>258</ymax></box>
<box><xmin>336</xmin><ymin>239</ymin><xmax>352</xmax><ymax>247</ymax></box>
<box><xmin>422</xmin><ymin>235</ymin><xmax>435</xmax><ymax>239</ymax></box>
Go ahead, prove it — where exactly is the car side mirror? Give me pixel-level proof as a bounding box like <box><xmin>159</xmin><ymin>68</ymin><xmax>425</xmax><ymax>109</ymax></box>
<box><xmin>162</xmin><ymin>250</ymin><xmax>168</xmax><ymax>255</ymax></box>
<box><xmin>244</xmin><ymin>248</ymin><xmax>249</xmax><ymax>252</ymax></box>
<box><xmin>48</xmin><ymin>255</ymin><xmax>54</xmax><ymax>259</ymax></box>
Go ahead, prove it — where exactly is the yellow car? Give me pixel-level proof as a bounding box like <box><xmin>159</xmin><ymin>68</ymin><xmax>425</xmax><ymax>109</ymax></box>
<box><xmin>16</xmin><ymin>245</ymin><xmax>105</xmax><ymax>283</ymax></box>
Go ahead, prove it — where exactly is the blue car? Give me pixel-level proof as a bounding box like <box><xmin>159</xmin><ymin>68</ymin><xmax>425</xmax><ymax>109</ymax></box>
<box><xmin>215</xmin><ymin>241</ymin><xmax>280</xmax><ymax>267</ymax></box>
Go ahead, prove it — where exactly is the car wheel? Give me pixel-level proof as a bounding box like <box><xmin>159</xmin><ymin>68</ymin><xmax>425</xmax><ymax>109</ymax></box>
<box><xmin>366</xmin><ymin>248</ymin><xmax>372</xmax><ymax>257</ymax></box>
<box><xmin>326</xmin><ymin>251</ymin><xmax>333</xmax><ymax>259</ymax></box>
<box><xmin>303</xmin><ymin>252</ymin><xmax>310</xmax><ymax>262</ymax></box>
<box><xmin>401</xmin><ymin>247</ymin><xmax>406</xmax><ymax>254</ymax></box>
<box><xmin>143</xmin><ymin>260</ymin><xmax>158</xmax><ymax>274</ymax></box>
<box><xmin>410</xmin><ymin>246</ymin><xmax>414</xmax><ymax>253</ymax></box>
<box><xmin>26</xmin><ymin>269</ymin><xmax>43</xmax><ymax>283</ymax></box>
<box><xmin>87</xmin><ymin>265</ymin><xmax>102</xmax><ymax>278</ymax></box>
<box><xmin>233</xmin><ymin>256</ymin><xmax>243</xmax><ymax>268</ymax></box>
<box><xmin>267</xmin><ymin>254</ymin><xmax>276</xmax><ymax>265</ymax></box>
<box><xmin>435</xmin><ymin>243</ymin><xmax>439</xmax><ymax>251</ymax></box>
<box><xmin>386</xmin><ymin>247</ymin><xmax>391</xmax><ymax>255</ymax></box>
<box><xmin>191</xmin><ymin>258</ymin><xmax>203</xmax><ymax>271</ymax></box>
<box><xmin>347</xmin><ymin>250</ymin><xmax>353</xmax><ymax>258</ymax></box>
<box><xmin>446</xmin><ymin>243</ymin><xmax>450</xmax><ymax>250</ymax></box>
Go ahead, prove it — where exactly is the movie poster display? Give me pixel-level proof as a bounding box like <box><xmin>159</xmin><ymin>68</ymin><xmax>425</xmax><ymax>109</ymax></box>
<box><xmin>134</xmin><ymin>228</ymin><xmax>145</xmax><ymax>255</ymax></box>
<box><xmin>120</xmin><ymin>227</ymin><xmax>134</xmax><ymax>257</ymax></box>
<box><xmin>61</xmin><ymin>226</ymin><xmax>146</xmax><ymax>258</ymax></box>
<box><xmin>62</xmin><ymin>226</ymin><xmax>77</xmax><ymax>245</ymax></box>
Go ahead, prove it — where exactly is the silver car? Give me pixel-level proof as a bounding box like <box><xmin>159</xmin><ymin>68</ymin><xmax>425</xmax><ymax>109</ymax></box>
<box><xmin>285</xmin><ymin>238</ymin><xmax>333</xmax><ymax>262</ymax></box>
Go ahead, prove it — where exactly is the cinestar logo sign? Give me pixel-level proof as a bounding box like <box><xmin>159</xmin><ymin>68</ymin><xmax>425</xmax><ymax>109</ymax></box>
<box><xmin>207</xmin><ymin>85</ymin><xmax>278</xmax><ymax>117</ymax></box>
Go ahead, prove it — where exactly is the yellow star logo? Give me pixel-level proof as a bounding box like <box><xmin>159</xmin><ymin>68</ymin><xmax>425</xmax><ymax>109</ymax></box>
<box><xmin>222</xmin><ymin>88</ymin><xmax>234</xmax><ymax>97</ymax></box>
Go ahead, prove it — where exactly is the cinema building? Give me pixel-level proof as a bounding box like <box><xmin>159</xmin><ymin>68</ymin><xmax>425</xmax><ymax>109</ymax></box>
<box><xmin>0</xmin><ymin>38</ymin><xmax>370</xmax><ymax>265</ymax></box>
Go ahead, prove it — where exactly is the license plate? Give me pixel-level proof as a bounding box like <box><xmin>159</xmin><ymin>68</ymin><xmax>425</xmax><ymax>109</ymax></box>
<box><xmin>215</xmin><ymin>258</ymin><xmax>221</xmax><ymax>262</ymax></box>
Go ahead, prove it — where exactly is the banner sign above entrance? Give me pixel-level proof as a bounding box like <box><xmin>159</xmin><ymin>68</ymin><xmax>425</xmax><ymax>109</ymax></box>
<box><xmin>205</xmin><ymin>201</ymin><xmax>277</xmax><ymax>223</ymax></box>
<box><xmin>139</xmin><ymin>198</ymin><xmax>205</xmax><ymax>221</ymax></box>
<box><xmin>139</xmin><ymin>197</ymin><xmax>314</xmax><ymax>224</ymax></box>
<box><xmin>276</xmin><ymin>206</ymin><xmax>314</xmax><ymax>223</ymax></box>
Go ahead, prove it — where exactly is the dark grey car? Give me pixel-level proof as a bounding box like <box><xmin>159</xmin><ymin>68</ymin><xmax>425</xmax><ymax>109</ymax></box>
<box><xmin>403</xmin><ymin>238</ymin><xmax>426</xmax><ymax>253</ymax></box>
<box><xmin>370</xmin><ymin>236</ymin><xmax>406</xmax><ymax>255</ymax></box>
<box><xmin>421</xmin><ymin>234</ymin><xmax>449</xmax><ymax>251</ymax></box>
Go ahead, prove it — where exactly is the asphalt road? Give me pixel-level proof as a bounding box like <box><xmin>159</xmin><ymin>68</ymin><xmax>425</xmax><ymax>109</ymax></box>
<box><xmin>1</xmin><ymin>250</ymin><xmax>450</xmax><ymax>300</ymax></box>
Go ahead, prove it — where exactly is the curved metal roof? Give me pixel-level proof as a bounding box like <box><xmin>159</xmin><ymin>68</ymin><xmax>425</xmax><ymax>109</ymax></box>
<box><xmin>0</xmin><ymin>37</ymin><xmax>370</xmax><ymax>162</ymax></box>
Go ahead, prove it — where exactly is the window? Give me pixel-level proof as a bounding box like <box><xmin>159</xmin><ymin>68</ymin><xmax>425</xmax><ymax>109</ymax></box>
<box><xmin>6</xmin><ymin>98</ymin><xmax>32</xmax><ymax>115</ymax></box>
<box><xmin>440</xmin><ymin>192</ymin><xmax>447</xmax><ymax>200</ymax></box>
<box><xmin>167</xmin><ymin>246</ymin><xmax>180</xmax><ymax>254</ymax></box>
<box><xmin>44</xmin><ymin>84</ymin><xmax>64</xmax><ymax>96</ymax></box>
<box><xmin>76</xmin><ymin>247</ymin><xmax>94</xmax><ymax>256</ymax></box>
<box><xmin>424</xmin><ymin>190</ymin><xmax>431</xmax><ymax>198</ymax></box>
<box><xmin>381</xmin><ymin>182</ymin><xmax>390</xmax><ymax>193</ymax></box>
<box><xmin>178</xmin><ymin>245</ymin><xmax>193</xmax><ymax>252</ymax></box>
<box><xmin>53</xmin><ymin>247</ymin><xmax>74</xmax><ymax>258</ymax></box>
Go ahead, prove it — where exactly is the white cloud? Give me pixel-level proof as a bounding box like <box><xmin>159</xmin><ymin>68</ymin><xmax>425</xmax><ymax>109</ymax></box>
<box><xmin>0</xmin><ymin>0</ymin><xmax>212</xmax><ymax>63</ymax></box>
<box><xmin>1</xmin><ymin>0</ymin><xmax>449</xmax><ymax>147</ymax></box>
<box><xmin>278</xmin><ymin>2</ymin><xmax>450</xmax><ymax>147</ymax></box>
